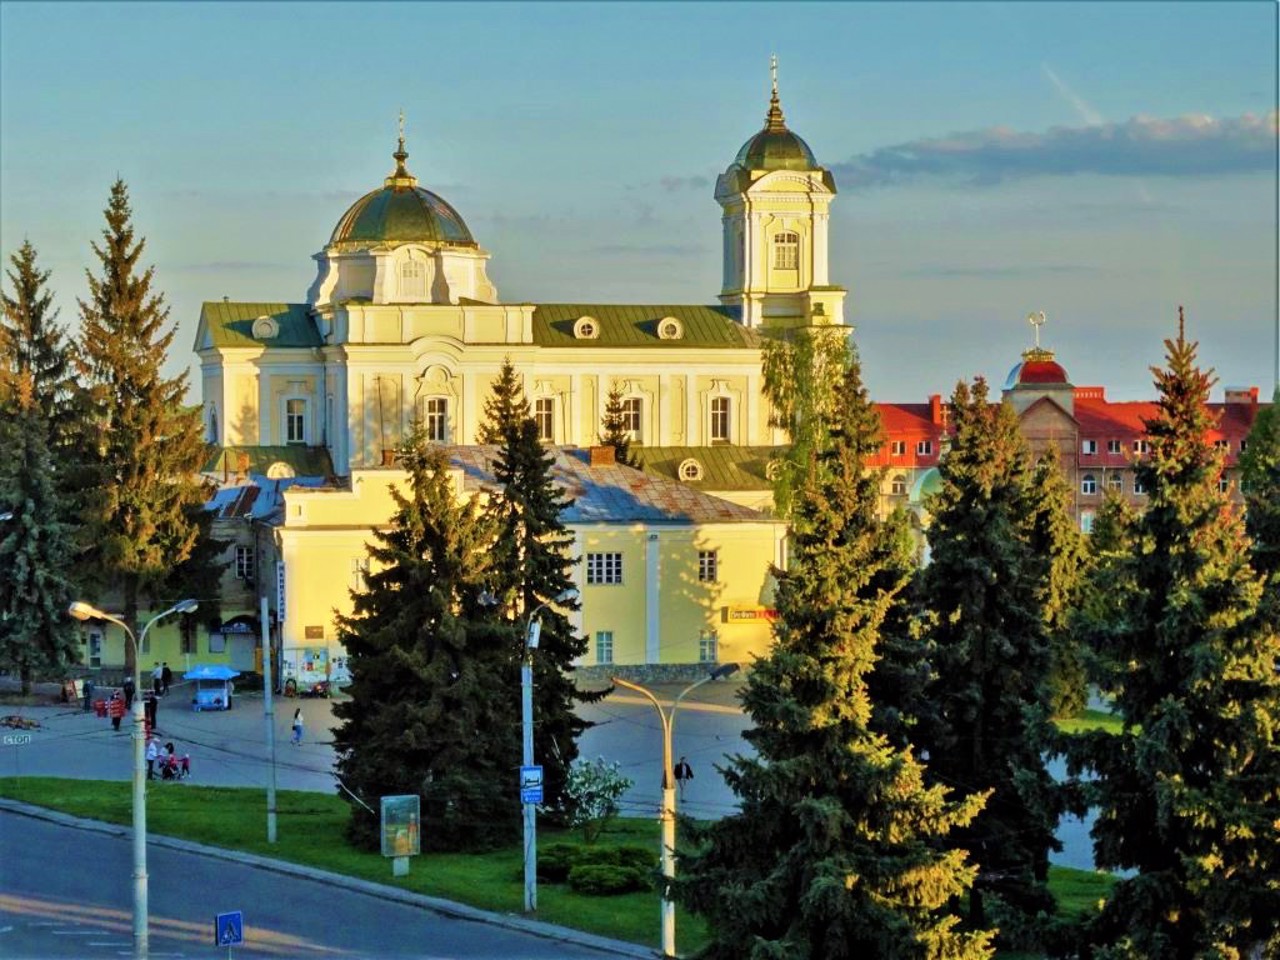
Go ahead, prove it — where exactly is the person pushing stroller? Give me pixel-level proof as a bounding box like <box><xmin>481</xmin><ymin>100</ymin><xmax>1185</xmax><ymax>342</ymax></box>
<box><xmin>160</xmin><ymin>741</ymin><xmax>191</xmax><ymax>780</ymax></box>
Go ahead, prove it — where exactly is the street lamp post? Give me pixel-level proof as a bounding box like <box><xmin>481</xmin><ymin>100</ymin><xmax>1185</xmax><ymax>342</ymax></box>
<box><xmin>611</xmin><ymin>662</ymin><xmax>740</xmax><ymax>959</ymax></box>
<box><xmin>69</xmin><ymin>598</ymin><xmax>198</xmax><ymax>960</ymax></box>
<box><xmin>521</xmin><ymin>587</ymin><xmax>579</xmax><ymax>914</ymax></box>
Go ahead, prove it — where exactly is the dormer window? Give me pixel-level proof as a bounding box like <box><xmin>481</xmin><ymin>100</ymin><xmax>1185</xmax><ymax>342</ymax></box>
<box><xmin>399</xmin><ymin>259</ymin><xmax>426</xmax><ymax>299</ymax></box>
<box><xmin>252</xmin><ymin>315</ymin><xmax>279</xmax><ymax>340</ymax></box>
<box><xmin>657</xmin><ymin>316</ymin><xmax>684</xmax><ymax>340</ymax></box>
<box><xmin>574</xmin><ymin>316</ymin><xmax>600</xmax><ymax>340</ymax></box>
<box><xmin>678</xmin><ymin>458</ymin><xmax>704</xmax><ymax>482</ymax></box>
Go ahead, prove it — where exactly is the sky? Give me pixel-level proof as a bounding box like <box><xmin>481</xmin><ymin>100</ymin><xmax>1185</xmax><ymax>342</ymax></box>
<box><xmin>2</xmin><ymin>1</ymin><xmax>1276</xmax><ymax>403</ymax></box>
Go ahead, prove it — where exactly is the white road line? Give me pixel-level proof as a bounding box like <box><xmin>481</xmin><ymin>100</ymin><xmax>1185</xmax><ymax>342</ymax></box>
<box><xmin>89</xmin><ymin>941</ymin><xmax>132</xmax><ymax>947</ymax></box>
<box><xmin>52</xmin><ymin>928</ymin><xmax>102</xmax><ymax>935</ymax></box>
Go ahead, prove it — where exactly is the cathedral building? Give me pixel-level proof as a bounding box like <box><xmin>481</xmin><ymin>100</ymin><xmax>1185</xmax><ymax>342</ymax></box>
<box><xmin>187</xmin><ymin>68</ymin><xmax>1267</xmax><ymax>685</ymax></box>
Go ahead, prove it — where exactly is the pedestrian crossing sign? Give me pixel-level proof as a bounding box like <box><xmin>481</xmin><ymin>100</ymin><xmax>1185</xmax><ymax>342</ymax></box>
<box><xmin>215</xmin><ymin>910</ymin><xmax>244</xmax><ymax>946</ymax></box>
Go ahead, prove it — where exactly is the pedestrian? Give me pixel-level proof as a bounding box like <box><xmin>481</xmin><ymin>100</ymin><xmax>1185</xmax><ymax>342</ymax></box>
<box><xmin>161</xmin><ymin>662</ymin><xmax>172</xmax><ymax>696</ymax></box>
<box><xmin>109</xmin><ymin>691</ymin><xmax>123</xmax><ymax>732</ymax></box>
<box><xmin>144</xmin><ymin>691</ymin><xmax>158</xmax><ymax>731</ymax></box>
<box><xmin>291</xmin><ymin>708</ymin><xmax>303</xmax><ymax>746</ymax></box>
<box><xmin>122</xmin><ymin>674</ymin><xmax>135</xmax><ymax>711</ymax></box>
<box><xmin>146</xmin><ymin>738</ymin><xmax>159</xmax><ymax>779</ymax></box>
<box><xmin>674</xmin><ymin>756</ymin><xmax>694</xmax><ymax>801</ymax></box>
<box><xmin>151</xmin><ymin>662</ymin><xmax>163</xmax><ymax>696</ymax></box>
<box><xmin>82</xmin><ymin>677</ymin><xmax>94</xmax><ymax>713</ymax></box>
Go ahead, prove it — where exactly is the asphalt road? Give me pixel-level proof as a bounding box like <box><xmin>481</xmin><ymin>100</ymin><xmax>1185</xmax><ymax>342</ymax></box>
<box><xmin>0</xmin><ymin>809</ymin><xmax>632</xmax><ymax>960</ymax></box>
<box><xmin>1</xmin><ymin>677</ymin><xmax>1097</xmax><ymax>871</ymax></box>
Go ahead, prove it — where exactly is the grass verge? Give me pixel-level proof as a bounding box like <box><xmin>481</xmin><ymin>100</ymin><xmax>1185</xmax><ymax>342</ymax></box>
<box><xmin>0</xmin><ymin>777</ymin><xmax>1114</xmax><ymax>956</ymax></box>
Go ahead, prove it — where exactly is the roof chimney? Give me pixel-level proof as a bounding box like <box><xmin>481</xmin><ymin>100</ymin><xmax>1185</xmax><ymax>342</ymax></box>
<box><xmin>589</xmin><ymin>446</ymin><xmax>617</xmax><ymax>467</ymax></box>
<box><xmin>929</xmin><ymin>394</ymin><xmax>944</xmax><ymax>425</ymax></box>
<box><xmin>1224</xmin><ymin>386</ymin><xmax>1260</xmax><ymax>405</ymax></box>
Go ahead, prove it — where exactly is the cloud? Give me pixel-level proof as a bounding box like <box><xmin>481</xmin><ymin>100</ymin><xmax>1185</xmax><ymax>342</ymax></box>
<box><xmin>831</xmin><ymin>112</ymin><xmax>1277</xmax><ymax>189</ymax></box>
<box><xmin>658</xmin><ymin>175</ymin><xmax>712</xmax><ymax>192</ymax></box>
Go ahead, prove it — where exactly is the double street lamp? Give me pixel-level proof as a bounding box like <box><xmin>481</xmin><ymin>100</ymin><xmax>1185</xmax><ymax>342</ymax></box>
<box><xmin>69</xmin><ymin>598</ymin><xmax>198</xmax><ymax>960</ymax></box>
<box><xmin>521</xmin><ymin>587</ymin><xmax>579</xmax><ymax>913</ymax></box>
<box><xmin>611</xmin><ymin>662</ymin><xmax>740</xmax><ymax>959</ymax></box>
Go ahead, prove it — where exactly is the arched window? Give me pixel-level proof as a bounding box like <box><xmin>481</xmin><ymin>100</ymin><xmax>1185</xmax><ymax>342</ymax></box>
<box><xmin>1108</xmin><ymin>473</ymin><xmax>1123</xmax><ymax>492</ymax></box>
<box><xmin>1081</xmin><ymin>474</ymin><xmax>1098</xmax><ymax>495</ymax></box>
<box><xmin>208</xmin><ymin>406</ymin><xmax>218</xmax><ymax>444</ymax></box>
<box><xmin>773</xmin><ymin>231</ymin><xmax>799</xmax><ymax>269</ymax></box>
<box><xmin>890</xmin><ymin>474</ymin><xmax>907</xmax><ymax>496</ymax></box>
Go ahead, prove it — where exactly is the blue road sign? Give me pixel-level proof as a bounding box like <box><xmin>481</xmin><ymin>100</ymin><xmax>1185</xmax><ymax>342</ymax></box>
<box><xmin>215</xmin><ymin>910</ymin><xmax>244</xmax><ymax>947</ymax></box>
<box><xmin>520</xmin><ymin>764</ymin><xmax>543</xmax><ymax>804</ymax></box>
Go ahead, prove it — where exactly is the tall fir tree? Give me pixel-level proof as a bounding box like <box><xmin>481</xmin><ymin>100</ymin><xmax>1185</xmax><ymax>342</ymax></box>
<box><xmin>477</xmin><ymin>356</ymin><xmax>528</xmax><ymax>444</ymax></box>
<box><xmin>917</xmin><ymin>377</ymin><xmax>1060</xmax><ymax>938</ymax></box>
<box><xmin>75</xmin><ymin>180</ymin><xmax>209</xmax><ymax>667</ymax></box>
<box><xmin>675</xmin><ymin>350</ymin><xmax>995</xmax><ymax>960</ymax></box>
<box><xmin>1028</xmin><ymin>444</ymin><xmax>1090</xmax><ymax>717</ymax></box>
<box><xmin>0</xmin><ymin>240</ymin><xmax>81</xmax><ymax>692</ymax></box>
<box><xmin>598</xmin><ymin>380</ymin><xmax>634</xmax><ymax>466</ymax></box>
<box><xmin>487</xmin><ymin>412</ymin><xmax>598</xmax><ymax>813</ymax></box>
<box><xmin>333</xmin><ymin>434</ymin><xmax>519</xmax><ymax>851</ymax></box>
<box><xmin>1064</xmin><ymin>315</ymin><xmax>1280</xmax><ymax>958</ymax></box>
<box><xmin>1238</xmin><ymin>388</ymin><xmax>1280</xmax><ymax>590</ymax></box>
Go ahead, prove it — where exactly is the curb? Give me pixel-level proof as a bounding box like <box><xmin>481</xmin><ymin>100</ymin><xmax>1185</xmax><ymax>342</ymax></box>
<box><xmin>0</xmin><ymin>798</ymin><xmax>657</xmax><ymax>959</ymax></box>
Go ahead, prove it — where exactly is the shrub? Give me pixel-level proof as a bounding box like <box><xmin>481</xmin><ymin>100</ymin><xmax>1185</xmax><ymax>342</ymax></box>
<box><xmin>564</xmin><ymin>757</ymin><xmax>633</xmax><ymax>843</ymax></box>
<box><xmin>568</xmin><ymin>863</ymin><xmax>648</xmax><ymax>896</ymax></box>
<box><xmin>537</xmin><ymin>842</ymin><xmax>580</xmax><ymax>882</ymax></box>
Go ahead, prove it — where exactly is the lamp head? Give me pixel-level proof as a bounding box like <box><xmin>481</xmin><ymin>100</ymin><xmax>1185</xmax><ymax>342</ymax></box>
<box><xmin>553</xmin><ymin>588</ymin><xmax>580</xmax><ymax>604</ymax></box>
<box><xmin>477</xmin><ymin>589</ymin><xmax>499</xmax><ymax>608</ymax></box>
<box><xmin>0</xmin><ymin>511</ymin><xmax>13</xmax><ymax>522</ymax></box>
<box><xmin>710</xmin><ymin>662</ymin><xmax>740</xmax><ymax>681</ymax></box>
<box><xmin>68</xmin><ymin>600</ymin><xmax>105</xmax><ymax>622</ymax></box>
<box><xmin>174</xmin><ymin>599</ymin><xmax>199</xmax><ymax>615</ymax></box>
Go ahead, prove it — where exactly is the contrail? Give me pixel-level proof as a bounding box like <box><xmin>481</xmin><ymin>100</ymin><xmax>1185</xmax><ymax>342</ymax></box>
<box><xmin>1041</xmin><ymin>62</ymin><xmax>1103</xmax><ymax>126</ymax></box>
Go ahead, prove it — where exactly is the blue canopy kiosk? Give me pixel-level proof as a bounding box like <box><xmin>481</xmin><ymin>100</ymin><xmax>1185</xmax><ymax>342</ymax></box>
<box><xmin>186</xmin><ymin>664</ymin><xmax>240</xmax><ymax>711</ymax></box>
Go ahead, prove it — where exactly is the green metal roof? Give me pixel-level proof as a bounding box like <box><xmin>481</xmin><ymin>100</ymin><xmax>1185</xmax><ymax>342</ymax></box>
<box><xmin>734</xmin><ymin>128</ymin><xmax>819</xmax><ymax>171</ymax></box>
<box><xmin>632</xmin><ymin>445</ymin><xmax>783</xmax><ymax>491</ymax></box>
<box><xmin>203</xmin><ymin>446</ymin><xmax>334</xmax><ymax>478</ymax></box>
<box><xmin>330</xmin><ymin>184</ymin><xmax>475</xmax><ymax>246</ymax></box>
<box><xmin>199</xmin><ymin>302</ymin><xmax>321</xmax><ymax>349</ymax></box>
<box><xmin>531</xmin><ymin>305</ymin><xmax>761</xmax><ymax>349</ymax></box>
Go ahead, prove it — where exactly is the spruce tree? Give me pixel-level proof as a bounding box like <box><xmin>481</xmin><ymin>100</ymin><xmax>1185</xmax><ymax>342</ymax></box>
<box><xmin>75</xmin><ymin>180</ymin><xmax>208</xmax><ymax>668</ymax></box>
<box><xmin>1239</xmin><ymin>389</ymin><xmax>1280</xmax><ymax>587</ymax></box>
<box><xmin>333</xmin><ymin>434</ymin><xmax>519</xmax><ymax>851</ymax></box>
<box><xmin>0</xmin><ymin>240</ymin><xmax>81</xmax><ymax>692</ymax></box>
<box><xmin>477</xmin><ymin>356</ymin><xmax>528</xmax><ymax>444</ymax></box>
<box><xmin>1064</xmin><ymin>316</ymin><xmax>1280</xmax><ymax>958</ymax></box>
<box><xmin>675</xmin><ymin>350</ymin><xmax>995</xmax><ymax>960</ymax></box>
<box><xmin>487</xmin><ymin>412</ymin><xmax>597</xmax><ymax>813</ymax></box>
<box><xmin>917</xmin><ymin>378</ymin><xmax>1060</xmax><ymax>938</ymax></box>
<box><xmin>598</xmin><ymin>381</ymin><xmax>634</xmax><ymax>466</ymax></box>
<box><xmin>1028</xmin><ymin>444</ymin><xmax>1090</xmax><ymax>717</ymax></box>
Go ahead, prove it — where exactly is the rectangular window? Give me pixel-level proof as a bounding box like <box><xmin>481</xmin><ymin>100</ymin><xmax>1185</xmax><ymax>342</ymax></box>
<box><xmin>916</xmin><ymin>440</ymin><xmax>933</xmax><ymax>456</ymax></box>
<box><xmin>773</xmin><ymin>231</ymin><xmax>799</xmax><ymax>269</ymax></box>
<box><xmin>1080</xmin><ymin>511</ymin><xmax>1095</xmax><ymax>534</ymax></box>
<box><xmin>208</xmin><ymin>632</ymin><xmax>225</xmax><ymax>653</ymax></box>
<box><xmin>350</xmin><ymin>557</ymin><xmax>370</xmax><ymax>593</ymax></box>
<box><xmin>535</xmin><ymin>398</ymin><xmax>555</xmax><ymax>442</ymax></box>
<box><xmin>181</xmin><ymin>629</ymin><xmax>197</xmax><ymax>656</ymax></box>
<box><xmin>423</xmin><ymin>397</ymin><xmax>448</xmax><ymax>443</ymax></box>
<box><xmin>399</xmin><ymin>260</ymin><xmax>426</xmax><ymax>299</ymax></box>
<box><xmin>621</xmin><ymin>398</ymin><xmax>642</xmax><ymax>442</ymax></box>
<box><xmin>698</xmin><ymin>550</ymin><xmax>718</xmax><ymax>583</ymax></box>
<box><xmin>1081</xmin><ymin>475</ymin><xmax>1098</xmax><ymax>495</ymax></box>
<box><xmin>586</xmin><ymin>552</ymin><xmax>623</xmax><ymax>585</ymax></box>
<box><xmin>1240</xmin><ymin>440</ymin><xmax>1248</xmax><ymax>453</ymax></box>
<box><xmin>698</xmin><ymin>630</ymin><xmax>718</xmax><ymax>663</ymax></box>
<box><xmin>1134</xmin><ymin>476</ymin><xmax>1148</xmax><ymax>495</ymax></box>
<box><xmin>1218</xmin><ymin>474</ymin><xmax>1230</xmax><ymax>493</ymax></box>
<box><xmin>235</xmin><ymin>545</ymin><xmax>255</xmax><ymax>581</ymax></box>
<box><xmin>595</xmin><ymin>631</ymin><xmax>614</xmax><ymax>665</ymax></box>
<box><xmin>1133</xmin><ymin>439</ymin><xmax>1151</xmax><ymax>454</ymax></box>
<box><xmin>710</xmin><ymin>397</ymin><xmax>731</xmax><ymax>442</ymax></box>
<box><xmin>890</xmin><ymin>440</ymin><xmax>906</xmax><ymax>456</ymax></box>
<box><xmin>1214</xmin><ymin>439</ymin><xmax>1229</xmax><ymax>451</ymax></box>
<box><xmin>1107</xmin><ymin>439</ymin><xmax>1122</xmax><ymax>455</ymax></box>
<box><xmin>1108</xmin><ymin>472</ymin><xmax>1124</xmax><ymax>492</ymax></box>
<box><xmin>1081</xmin><ymin>439</ymin><xmax>1097</xmax><ymax>455</ymax></box>
<box><xmin>286</xmin><ymin>398</ymin><xmax>307</xmax><ymax>444</ymax></box>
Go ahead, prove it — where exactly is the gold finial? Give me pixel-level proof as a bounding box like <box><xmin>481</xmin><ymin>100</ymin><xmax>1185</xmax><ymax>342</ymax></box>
<box><xmin>765</xmin><ymin>54</ymin><xmax>787</xmax><ymax>132</ymax></box>
<box><xmin>387</xmin><ymin>109</ymin><xmax>416</xmax><ymax>187</ymax></box>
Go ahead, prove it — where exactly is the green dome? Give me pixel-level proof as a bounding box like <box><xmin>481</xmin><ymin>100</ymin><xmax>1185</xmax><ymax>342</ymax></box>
<box><xmin>734</xmin><ymin>127</ymin><xmax>819</xmax><ymax>171</ymax></box>
<box><xmin>330</xmin><ymin>141</ymin><xmax>475</xmax><ymax>247</ymax></box>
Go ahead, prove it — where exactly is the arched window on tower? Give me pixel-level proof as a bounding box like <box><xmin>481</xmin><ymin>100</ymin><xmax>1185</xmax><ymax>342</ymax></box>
<box><xmin>208</xmin><ymin>406</ymin><xmax>218</xmax><ymax>444</ymax></box>
<box><xmin>773</xmin><ymin>231</ymin><xmax>799</xmax><ymax>270</ymax></box>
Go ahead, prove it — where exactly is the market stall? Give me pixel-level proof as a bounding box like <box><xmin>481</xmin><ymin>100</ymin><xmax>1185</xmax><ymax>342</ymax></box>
<box><xmin>185</xmin><ymin>664</ymin><xmax>240</xmax><ymax>711</ymax></box>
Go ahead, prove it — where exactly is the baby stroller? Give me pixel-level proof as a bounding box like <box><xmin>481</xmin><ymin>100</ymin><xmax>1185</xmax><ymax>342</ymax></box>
<box><xmin>160</xmin><ymin>743</ymin><xmax>191</xmax><ymax>780</ymax></box>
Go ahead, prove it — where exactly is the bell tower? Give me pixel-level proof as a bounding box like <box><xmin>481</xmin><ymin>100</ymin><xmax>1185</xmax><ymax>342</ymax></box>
<box><xmin>716</xmin><ymin>57</ymin><xmax>845</xmax><ymax>329</ymax></box>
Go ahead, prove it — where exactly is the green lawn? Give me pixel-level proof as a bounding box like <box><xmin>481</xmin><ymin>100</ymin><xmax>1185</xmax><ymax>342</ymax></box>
<box><xmin>0</xmin><ymin>777</ymin><xmax>1114</xmax><ymax>956</ymax></box>
<box><xmin>1053</xmin><ymin>708</ymin><xmax>1124</xmax><ymax>735</ymax></box>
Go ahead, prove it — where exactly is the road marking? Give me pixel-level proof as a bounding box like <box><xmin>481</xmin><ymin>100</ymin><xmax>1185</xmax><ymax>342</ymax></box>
<box><xmin>52</xmin><ymin>928</ymin><xmax>101</xmax><ymax>935</ymax></box>
<box><xmin>89</xmin><ymin>941</ymin><xmax>132</xmax><ymax>947</ymax></box>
